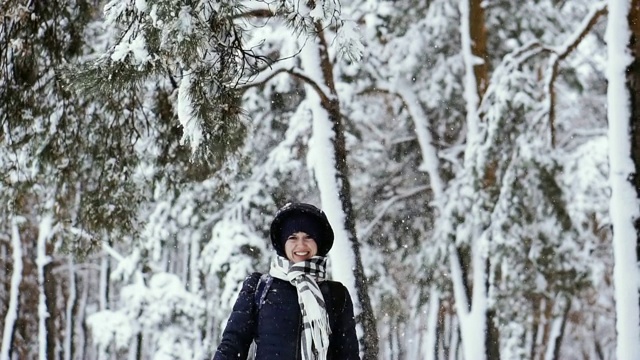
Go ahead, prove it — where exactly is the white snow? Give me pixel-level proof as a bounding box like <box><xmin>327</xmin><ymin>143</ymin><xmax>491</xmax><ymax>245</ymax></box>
<box><xmin>335</xmin><ymin>20</ymin><xmax>364</xmax><ymax>62</ymax></box>
<box><xmin>176</xmin><ymin>6</ymin><xmax>195</xmax><ymax>40</ymax></box>
<box><xmin>110</xmin><ymin>31</ymin><xmax>151</xmax><ymax>66</ymax></box>
<box><xmin>177</xmin><ymin>73</ymin><xmax>204</xmax><ymax>154</ymax></box>
<box><xmin>87</xmin><ymin>310</ymin><xmax>135</xmax><ymax>350</ymax></box>
<box><xmin>134</xmin><ymin>0</ymin><xmax>147</xmax><ymax>13</ymax></box>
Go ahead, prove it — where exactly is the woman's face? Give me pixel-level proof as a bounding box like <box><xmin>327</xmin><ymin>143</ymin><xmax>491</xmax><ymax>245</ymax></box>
<box><xmin>284</xmin><ymin>232</ymin><xmax>318</xmax><ymax>262</ymax></box>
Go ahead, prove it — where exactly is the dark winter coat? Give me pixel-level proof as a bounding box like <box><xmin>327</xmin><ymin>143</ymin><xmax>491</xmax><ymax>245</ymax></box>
<box><xmin>213</xmin><ymin>272</ymin><xmax>360</xmax><ymax>360</ymax></box>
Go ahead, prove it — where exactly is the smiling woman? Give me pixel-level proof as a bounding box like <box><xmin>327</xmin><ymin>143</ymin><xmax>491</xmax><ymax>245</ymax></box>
<box><xmin>212</xmin><ymin>202</ymin><xmax>359</xmax><ymax>360</ymax></box>
<box><xmin>284</xmin><ymin>233</ymin><xmax>318</xmax><ymax>262</ymax></box>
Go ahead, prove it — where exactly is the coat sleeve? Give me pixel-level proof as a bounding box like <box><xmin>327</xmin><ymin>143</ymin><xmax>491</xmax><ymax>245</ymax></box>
<box><xmin>330</xmin><ymin>284</ymin><xmax>360</xmax><ymax>360</ymax></box>
<box><xmin>212</xmin><ymin>272</ymin><xmax>261</xmax><ymax>360</ymax></box>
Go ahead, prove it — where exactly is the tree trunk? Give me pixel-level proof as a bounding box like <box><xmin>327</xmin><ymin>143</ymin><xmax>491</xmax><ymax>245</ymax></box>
<box><xmin>628</xmin><ymin>0</ymin><xmax>640</xmax><ymax>264</ymax></box>
<box><xmin>627</xmin><ymin>4</ymin><xmax>640</xmax><ymax>354</ymax></box>
<box><xmin>309</xmin><ymin>21</ymin><xmax>379</xmax><ymax>360</ymax></box>
<box><xmin>608</xmin><ymin>0</ymin><xmax>640</xmax><ymax>357</ymax></box>
<box><xmin>551</xmin><ymin>298</ymin><xmax>571</xmax><ymax>360</ymax></box>
<box><xmin>470</xmin><ymin>1</ymin><xmax>500</xmax><ymax>357</ymax></box>
<box><xmin>424</xmin><ymin>287</ymin><xmax>440</xmax><ymax>360</ymax></box>
<box><xmin>326</xmin><ymin>96</ymin><xmax>379</xmax><ymax>360</ymax></box>
<box><xmin>136</xmin><ymin>332</ymin><xmax>143</xmax><ymax>360</ymax></box>
<box><xmin>485</xmin><ymin>308</ymin><xmax>500</xmax><ymax>360</ymax></box>
<box><xmin>17</xmin><ymin>225</ymin><xmax>39</xmax><ymax>359</ymax></box>
<box><xmin>78</xmin><ymin>275</ymin><xmax>90</xmax><ymax>360</ymax></box>
<box><xmin>36</xmin><ymin>215</ymin><xmax>55</xmax><ymax>360</ymax></box>
<box><xmin>44</xmin><ymin>242</ymin><xmax>58</xmax><ymax>360</ymax></box>
<box><xmin>470</xmin><ymin>0</ymin><xmax>489</xmax><ymax>96</ymax></box>
<box><xmin>100</xmin><ymin>238</ymin><xmax>112</xmax><ymax>311</ymax></box>
<box><xmin>64</xmin><ymin>256</ymin><xmax>77</xmax><ymax>360</ymax></box>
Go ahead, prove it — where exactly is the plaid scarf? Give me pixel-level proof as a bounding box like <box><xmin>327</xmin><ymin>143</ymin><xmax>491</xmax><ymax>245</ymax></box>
<box><xmin>269</xmin><ymin>255</ymin><xmax>331</xmax><ymax>360</ymax></box>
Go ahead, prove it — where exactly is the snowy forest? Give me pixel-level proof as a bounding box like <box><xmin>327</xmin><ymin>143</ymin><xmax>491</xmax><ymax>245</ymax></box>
<box><xmin>1</xmin><ymin>0</ymin><xmax>639</xmax><ymax>359</ymax></box>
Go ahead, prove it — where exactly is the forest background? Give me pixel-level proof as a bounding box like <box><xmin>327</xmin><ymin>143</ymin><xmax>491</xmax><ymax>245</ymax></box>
<box><xmin>1</xmin><ymin>0</ymin><xmax>639</xmax><ymax>359</ymax></box>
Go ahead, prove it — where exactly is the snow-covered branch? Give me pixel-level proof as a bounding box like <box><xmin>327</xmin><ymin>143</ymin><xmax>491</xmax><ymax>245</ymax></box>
<box><xmin>545</xmin><ymin>2</ymin><xmax>608</xmax><ymax>147</ymax></box>
<box><xmin>553</xmin><ymin>2</ymin><xmax>608</xmax><ymax>61</ymax></box>
<box><xmin>483</xmin><ymin>3</ymin><xmax>607</xmax><ymax>148</ymax></box>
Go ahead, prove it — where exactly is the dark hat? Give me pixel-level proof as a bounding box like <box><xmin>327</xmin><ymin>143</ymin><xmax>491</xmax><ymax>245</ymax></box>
<box><xmin>270</xmin><ymin>203</ymin><xmax>334</xmax><ymax>257</ymax></box>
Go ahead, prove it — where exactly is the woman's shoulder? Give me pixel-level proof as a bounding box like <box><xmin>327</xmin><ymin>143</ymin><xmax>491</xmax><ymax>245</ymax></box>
<box><xmin>322</xmin><ymin>280</ymin><xmax>348</xmax><ymax>292</ymax></box>
<box><xmin>239</xmin><ymin>272</ymin><xmax>263</xmax><ymax>290</ymax></box>
<box><xmin>320</xmin><ymin>280</ymin><xmax>350</xmax><ymax>306</ymax></box>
